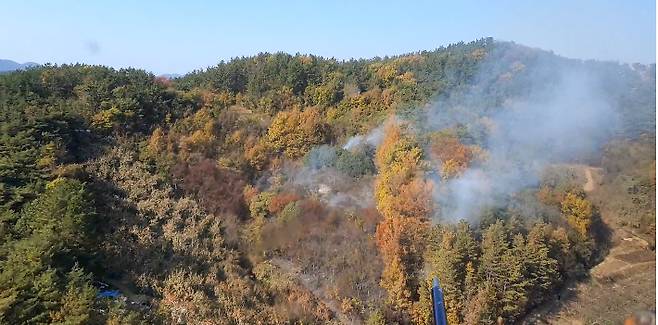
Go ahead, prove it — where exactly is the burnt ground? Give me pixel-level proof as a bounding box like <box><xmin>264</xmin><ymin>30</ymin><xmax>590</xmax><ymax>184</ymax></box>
<box><xmin>270</xmin><ymin>257</ymin><xmax>358</xmax><ymax>324</ymax></box>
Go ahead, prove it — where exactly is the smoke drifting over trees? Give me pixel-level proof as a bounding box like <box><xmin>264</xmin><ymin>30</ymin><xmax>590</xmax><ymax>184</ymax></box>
<box><xmin>419</xmin><ymin>44</ymin><xmax>629</xmax><ymax>221</ymax></box>
<box><xmin>0</xmin><ymin>38</ymin><xmax>653</xmax><ymax>324</ymax></box>
<box><xmin>328</xmin><ymin>42</ymin><xmax>652</xmax><ymax>225</ymax></box>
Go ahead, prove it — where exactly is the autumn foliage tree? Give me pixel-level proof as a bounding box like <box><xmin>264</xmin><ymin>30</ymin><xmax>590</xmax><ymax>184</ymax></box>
<box><xmin>430</xmin><ymin>131</ymin><xmax>474</xmax><ymax>179</ymax></box>
<box><xmin>561</xmin><ymin>191</ymin><xmax>594</xmax><ymax>238</ymax></box>
<box><xmin>265</xmin><ymin>107</ymin><xmax>330</xmax><ymax>159</ymax></box>
<box><xmin>373</xmin><ymin>121</ymin><xmax>433</xmax><ymax>317</ymax></box>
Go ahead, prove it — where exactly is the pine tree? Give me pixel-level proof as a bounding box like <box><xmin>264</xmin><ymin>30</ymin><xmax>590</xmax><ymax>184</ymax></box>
<box><xmin>424</xmin><ymin>222</ymin><xmax>479</xmax><ymax>324</ymax></box>
<box><xmin>477</xmin><ymin>220</ymin><xmax>513</xmax><ymax>321</ymax></box>
<box><xmin>500</xmin><ymin>234</ymin><xmax>530</xmax><ymax>320</ymax></box>
<box><xmin>478</xmin><ymin>220</ymin><xmax>509</xmax><ymax>289</ymax></box>
<box><xmin>426</xmin><ymin>228</ymin><xmax>462</xmax><ymax>324</ymax></box>
<box><xmin>50</xmin><ymin>265</ymin><xmax>97</xmax><ymax>324</ymax></box>
<box><xmin>463</xmin><ymin>283</ymin><xmax>496</xmax><ymax>325</ymax></box>
<box><xmin>453</xmin><ymin>220</ymin><xmax>479</xmax><ymax>287</ymax></box>
<box><xmin>0</xmin><ymin>179</ymin><xmax>96</xmax><ymax>324</ymax></box>
<box><xmin>525</xmin><ymin>223</ymin><xmax>559</xmax><ymax>305</ymax></box>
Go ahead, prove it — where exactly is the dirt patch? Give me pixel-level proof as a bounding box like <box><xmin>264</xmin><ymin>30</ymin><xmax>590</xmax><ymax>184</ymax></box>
<box><xmin>617</xmin><ymin>250</ymin><xmax>656</xmax><ymax>264</ymax></box>
<box><xmin>584</xmin><ymin>168</ymin><xmax>593</xmax><ymax>192</ymax></box>
<box><xmin>583</xmin><ymin>167</ymin><xmax>600</xmax><ymax>192</ymax></box>
<box><xmin>525</xmin><ymin>259</ymin><xmax>655</xmax><ymax>324</ymax></box>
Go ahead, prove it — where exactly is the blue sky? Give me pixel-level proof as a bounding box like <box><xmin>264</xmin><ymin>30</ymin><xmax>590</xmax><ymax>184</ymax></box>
<box><xmin>2</xmin><ymin>1</ymin><xmax>655</xmax><ymax>74</ymax></box>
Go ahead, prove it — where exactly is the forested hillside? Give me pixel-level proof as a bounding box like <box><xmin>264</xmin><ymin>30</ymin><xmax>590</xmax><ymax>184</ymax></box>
<box><xmin>0</xmin><ymin>38</ymin><xmax>654</xmax><ymax>324</ymax></box>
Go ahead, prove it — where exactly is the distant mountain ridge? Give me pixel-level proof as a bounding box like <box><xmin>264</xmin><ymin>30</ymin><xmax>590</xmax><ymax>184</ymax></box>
<box><xmin>0</xmin><ymin>59</ymin><xmax>38</xmax><ymax>73</ymax></box>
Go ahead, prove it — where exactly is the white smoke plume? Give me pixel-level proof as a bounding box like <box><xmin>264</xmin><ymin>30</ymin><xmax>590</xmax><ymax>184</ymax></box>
<box><xmin>260</xmin><ymin>162</ymin><xmax>376</xmax><ymax>210</ymax></box>
<box><xmin>420</xmin><ymin>44</ymin><xmax>644</xmax><ymax>221</ymax></box>
<box><xmin>342</xmin><ymin>124</ymin><xmax>385</xmax><ymax>151</ymax></box>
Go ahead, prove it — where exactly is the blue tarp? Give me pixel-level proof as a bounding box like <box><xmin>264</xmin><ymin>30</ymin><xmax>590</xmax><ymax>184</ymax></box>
<box><xmin>98</xmin><ymin>290</ymin><xmax>121</xmax><ymax>298</ymax></box>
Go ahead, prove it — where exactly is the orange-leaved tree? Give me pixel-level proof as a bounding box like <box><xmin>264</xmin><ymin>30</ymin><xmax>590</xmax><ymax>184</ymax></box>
<box><xmin>373</xmin><ymin>120</ymin><xmax>433</xmax><ymax>316</ymax></box>
<box><xmin>429</xmin><ymin>132</ymin><xmax>474</xmax><ymax>180</ymax></box>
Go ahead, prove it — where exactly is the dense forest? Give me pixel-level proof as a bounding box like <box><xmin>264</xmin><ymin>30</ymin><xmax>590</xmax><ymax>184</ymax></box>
<box><xmin>0</xmin><ymin>38</ymin><xmax>655</xmax><ymax>324</ymax></box>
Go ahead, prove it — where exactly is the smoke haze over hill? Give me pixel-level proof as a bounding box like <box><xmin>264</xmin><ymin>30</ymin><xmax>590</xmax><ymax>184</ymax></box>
<box><xmin>427</xmin><ymin>56</ymin><xmax>621</xmax><ymax>220</ymax></box>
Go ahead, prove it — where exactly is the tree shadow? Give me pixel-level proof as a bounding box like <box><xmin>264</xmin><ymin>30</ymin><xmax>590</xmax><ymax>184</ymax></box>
<box><xmin>590</xmin><ymin>210</ymin><xmax>614</xmax><ymax>266</ymax></box>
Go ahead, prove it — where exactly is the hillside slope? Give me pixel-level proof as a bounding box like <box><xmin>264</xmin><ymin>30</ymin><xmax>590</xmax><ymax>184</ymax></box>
<box><xmin>525</xmin><ymin>161</ymin><xmax>655</xmax><ymax>324</ymax></box>
<box><xmin>0</xmin><ymin>39</ymin><xmax>654</xmax><ymax>324</ymax></box>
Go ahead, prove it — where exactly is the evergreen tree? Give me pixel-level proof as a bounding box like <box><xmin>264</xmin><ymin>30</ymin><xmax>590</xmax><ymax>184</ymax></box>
<box><xmin>0</xmin><ymin>178</ymin><xmax>96</xmax><ymax>324</ymax></box>
<box><xmin>500</xmin><ymin>234</ymin><xmax>530</xmax><ymax>320</ymax></box>
<box><xmin>478</xmin><ymin>220</ymin><xmax>509</xmax><ymax>289</ymax></box>
<box><xmin>525</xmin><ymin>223</ymin><xmax>559</xmax><ymax>305</ymax></box>
<box><xmin>50</xmin><ymin>265</ymin><xmax>96</xmax><ymax>325</ymax></box>
<box><xmin>426</xmin><ymin>228</ymin><xmax>463</xmax><ymax>324</ymax></box>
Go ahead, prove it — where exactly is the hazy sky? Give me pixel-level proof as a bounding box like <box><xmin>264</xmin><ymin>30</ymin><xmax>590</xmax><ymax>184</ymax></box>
<box><xmin>2</xmin><ymin>1</ymin><xmax>655</xmax><ymax>74</ymax></box>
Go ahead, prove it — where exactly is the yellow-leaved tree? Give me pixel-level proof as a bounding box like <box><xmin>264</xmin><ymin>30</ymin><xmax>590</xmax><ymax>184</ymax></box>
<box><xmin>561</xmin><ymin>192</ymin><xmax>593</xmax><ymax>238</ymax></box>
<box><xmin>265</xmin><ymin>107</ymin><xmax>330</xmax><ymax>159</ymax></box>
